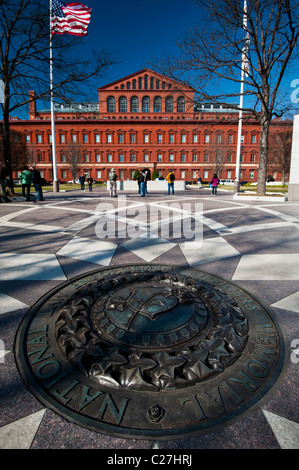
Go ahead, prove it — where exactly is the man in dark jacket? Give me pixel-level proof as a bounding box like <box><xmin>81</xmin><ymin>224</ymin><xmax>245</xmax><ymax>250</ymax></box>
<box><xmin>31</xmin><ymin>166</ymin><xmax>43</xmax><ymax>201</ymax></box>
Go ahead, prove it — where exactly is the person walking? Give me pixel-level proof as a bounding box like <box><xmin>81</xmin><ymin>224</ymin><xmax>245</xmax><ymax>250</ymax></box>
<box><xmin>87</xmin><ymin>176</ymin><xmax>93</xmax><ymax>192</ymax></box>
<box><xmin>79</xmin><ymin>173</ymin><xmax>86</xmax><ymax>192</ymax></box>
<box><xmin>210</xmin><ymin>173</ymin><xmax>220</xmax><ymax>195</ymax></box>
<box><xmin>138</xmin><ymin>170</ymin><xmax>146</xmax><ymax>196</ymax></box>
<box><xmin>0</xmin><ymin>162</ymin><xmax>10</xmax><ymax>202</ymax></box>
<box><xmin>20</xmin><ymin>166</ymin><xmax>32</xmax><ymax>201</ymax></box>
<box><xmin>166</xmin><ymin>170</ymin><xmax>175</xmax><ymax>195</ymax></box>
<box><xmin>31</xmin><ymin>165</ymin><xmax>44</xmax><ymax>201</ymax></box>
<box><xmin>108</xmin><ymin>168</ymin><xmax>118</xmax><ymax>197</ymax></box>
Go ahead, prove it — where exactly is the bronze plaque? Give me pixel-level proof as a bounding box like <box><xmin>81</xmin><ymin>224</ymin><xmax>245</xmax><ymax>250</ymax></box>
<box><xmin>15</xmin><ymin>265</ymin><xmax>286</xmax><ymax>439</ymax></box>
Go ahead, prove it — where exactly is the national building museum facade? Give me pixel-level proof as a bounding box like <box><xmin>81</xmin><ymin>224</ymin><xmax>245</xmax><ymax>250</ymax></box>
<box><xmin>7</xmin><ymin>68</ymin><xmax>293</xmax><ymax>183</ymax></box>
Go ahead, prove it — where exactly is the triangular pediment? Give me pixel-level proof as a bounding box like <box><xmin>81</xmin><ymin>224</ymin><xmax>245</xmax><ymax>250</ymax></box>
<box><xmin>98</xmin><ymin>68</ymin><xmax>193</xmax><ymax>92</ymax></box>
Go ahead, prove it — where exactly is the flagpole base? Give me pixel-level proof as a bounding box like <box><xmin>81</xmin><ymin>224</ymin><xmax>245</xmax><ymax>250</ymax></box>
<box><xmin>234</xmin><ymin>180</ymin><xmax>240</xmax><ymax>194</ymax></box>
<box><xmin>53</xmin><ymin>180</ymin><xmax>59</xmax><ymax>193</ymax></box>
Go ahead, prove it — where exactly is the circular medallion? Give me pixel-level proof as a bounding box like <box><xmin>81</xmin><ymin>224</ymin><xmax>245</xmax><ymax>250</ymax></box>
<box><xmin>15</xmin><ymin>265</ymin><xmax>286</xmax><ymax>439</ymax></box>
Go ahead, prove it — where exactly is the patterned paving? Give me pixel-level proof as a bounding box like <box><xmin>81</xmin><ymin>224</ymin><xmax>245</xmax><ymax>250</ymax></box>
<box><xmin>0</xmin><ymin>187</ymin><xmax>298</xmax><ymax>449</ymax></box>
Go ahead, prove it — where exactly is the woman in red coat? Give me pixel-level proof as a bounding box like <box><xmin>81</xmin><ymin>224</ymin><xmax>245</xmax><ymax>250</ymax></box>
<box><xmin>210</xmin><ymin>174</ymin><xmax>220</xmax><ymax>195</ymax></box>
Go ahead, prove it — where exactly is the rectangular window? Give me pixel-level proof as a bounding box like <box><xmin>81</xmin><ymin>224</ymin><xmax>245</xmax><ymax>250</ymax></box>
<box><xmin>204</xmin><ymin>153</ymin><xmax>209</xmax><ymax>162</ymax></box>
<box><xmin>169</xmin><ymin>154</ymin><xmax>174</xmax><ymax>162</ymax></box>
<box><xmin>144</xmin><ymin>134</ymin><xmax>149</xmax><ymax>143</ymax></box>
<box><xmin>48</xmin><ymin>135</ymin><xmax>52</xmax><ymax>144</ymax></box>
<box><xmin>227</xmin><ymin>171</ymin><xmax>232</xmax><ymax>178</ymax></box>
<box><xmin>37</xmin><ymin>134</ymin><xmax>42</xmax><ymax>143</ymax></box>
<box><xmin>250</xmin><ymin>170</ymin><xmax>254</xmax><ymax>179</ymax></box>
<box><xmin>26</xmin><ymin>135</ymin><xmax>30</xmax><ymax>143</ymax></box>
<box><xmin>62</xmin><ymin>170</ymin><xmax>67</xmax><ymax>179</ymax></box>
<box><xmin>181</xmin><ymin>170</ymin><xmax>185</xmax><ymax>179</ymax></box>
<box><xmin>241</xmin><ymin>135</ymin><xmax>244</xmax><ymax>143</ymax></box>
<box><xmin>107</xmin><ymin>154</ymin><xmax>112</xmax><ymax>162</ymax></box>
<box><xmin>83</xmin><ymin>134</ymin><xmax>89</xmax><ymax>143</ymax></box>
<box><xmin>60</xmin><ymin>134</ymin><xmax>65</xmax><ymax>143</ymax></box>
<box><xmin>181</xmin><ymin>134</ymin><xmax>186</xmax><ymax>143</ymax></box>
<box><xmin>227</xmin><ymin>153</ymin><xmax>232</xmax><ymax>162</ymax></box>
<box><xmin>158</xmin><ymin>154</ymin><xmax>162</xmax><ymax>162</ymax></box>
<box><xmin>38</xmin><ymin>155</ymin><xmax>42</xmax><ymax>162</ymax></box>
<box><xmin>119</xmin><ymin>154</ymin><xmax>124</xmax><ymax>162</ymax></box>
<box><xmin>61</xmin><ymin>154</ymin><xmax>66</xmax><ymax>162</ymax></box>
<box><xmin>130</xmin><ymin>154</ymin><xmax>135</xmax><ymax>162</ymax></box>
<box><xmin>169</xmin><ymin>134</ymin><xmax>174</xmax><ymax>143</ymax></box>
<box><xmin>228</xmin><ymin>135</ymin><xmax>233</xmax><ymax>143</ymax></box>
<box><xmin>72</xmin><ymin>134</ymin><xmax>77</xmax><ymax>143</ymax></box>
<box><xmin>204</xmin><ymin>134</ymin><xmax>210</xmax><ymax>143</ymax></box>
<box><xmin>107</xmin><ymin>134</ymin><xmax>112</xmax><ymax>143</ymax></box>
<box><xmin>84</xmin><ymin>154</ymin><xmax>89</xmax><ymax>162</ymax></box>
<box><xmin>250</xmin><ymin>154</ymin><xmax>255</xmax><ymax>162</ymax></box>
<box><xmin>192</xmin><ymin>171</ymin><xmax>197</xmax><ymax>179</ymax></box>
<box><xmin>217</xmin><ymin>134</ymin><xmax>222</xmax><ymax>143</ymax></box>
<box><xmin>204</xmin><ymin>170</ymin><xmax>209</xmax><ymax>179</ymax></box>
<box><xmin>181</xmin><ymin>154</ymin><xmax>186</xmax><ymax>162</ymax></box>
<box><xmin>97</xmin><ymin>170</ymin><xmax>102</xmax><ymax>179</ymax></box>
<box><xmin>130</xmin><ymin>134</ymin><xmax>135</xmax><ymax>144</ymax></box>
<box><xmin>157</xmin><ymin>134</ymin><xmax>163</xmax><ymax>143</ymax></box>
<box><xmin>118</xmin><ymin>134</ymin><xmax>124</xmax><ymax>143</ymax></box>
<box><xmin>96</xmin><ymin>154</ymin><xmax>101</xmax><ymax>162</ymax></box>
<box><xmin>95</xmin><ymin>134</ymin><xmax>100</xmax><ymax>143</ymax></box>
<box><xmin>193</xmin><ymin>135</ymin><xmax>198</xmax><ymax>143</ymax></box>
<box><xmin>144</xmin><ymin>154</ymin><xmax>149</xmax><ymax>162</ymax></box>
<box><xmin>192</xmin><ymin>154</ymin><xmax>197</xmax><ymax>162</ymax></box>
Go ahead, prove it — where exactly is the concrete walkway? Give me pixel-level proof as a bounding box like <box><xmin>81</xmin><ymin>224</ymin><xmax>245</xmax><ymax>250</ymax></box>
<box><xmin>0</xmin><ymin>186</ymin><xmax>298</xmax><ymax>449</ymax></box>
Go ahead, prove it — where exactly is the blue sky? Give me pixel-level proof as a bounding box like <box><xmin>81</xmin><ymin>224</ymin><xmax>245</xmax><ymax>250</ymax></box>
<box><xmin>78</xmin><ymin>0</ymin><xmax>203</xmax><ymax>89</ymax></box>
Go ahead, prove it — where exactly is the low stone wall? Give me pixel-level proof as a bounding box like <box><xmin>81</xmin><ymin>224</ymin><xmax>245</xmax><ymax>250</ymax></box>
<box><xmin>107</xmin><ymin>180</ymin><xmax>186</xmax><ymax>192</ymax></box>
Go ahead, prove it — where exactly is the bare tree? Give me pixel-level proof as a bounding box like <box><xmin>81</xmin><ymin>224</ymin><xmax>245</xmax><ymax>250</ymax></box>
<box><xmin>268</xmin><ymin>129</ymin><xmax>292</xmax><ymax>184</ymax></box>
<box><xmin>0</xmin><ymin>0</ymin><xmax>117</xmax><ymax>192</ymax></box>
<box><xmin>65</xmin><ymin>142</ymin><xmax>83</xmax><ymax>182</ymax></box>
<box><xmin>153</xmin><ymin>0</ymin><xmax>299</xmax><ymax>195</ymax></box>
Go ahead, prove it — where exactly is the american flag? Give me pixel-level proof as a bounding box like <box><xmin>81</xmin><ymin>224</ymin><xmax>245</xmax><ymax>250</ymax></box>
<box><xmin>51</xmin><ymin>0</ymin><xmax>92</xmax><ymax>36</ymax></box>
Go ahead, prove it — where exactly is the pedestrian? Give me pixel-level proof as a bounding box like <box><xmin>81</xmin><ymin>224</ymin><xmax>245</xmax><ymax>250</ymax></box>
<box><xmin>197</xmin><ymin>175</ymin><xmax>202</xmax><ymax>188</ymax></box>
<box><xmin>0</xmin><ymin>162</ymin><xmax>10</xmax><ymax>203</ymax></box>
<box><xmin>166</xmin><ymin>170</ymin><xmax>175</xmax><ymax>195</ymax></box>
<box><xmin>210</xmin><ymin>173</ymin><xmax>220</xmax><ymax>195</ymax></box>
<box><xmin>144</xmin><ymin>168</ymin><xmax>151</xmax><ymax>195</ymax></box>
<box><xmin>20</xmin><ymin>166</ymin><xmax>32</xmax><ymax>201</ymax></box>
<box><xmin>79</xmin><ymin>173</ymin><xmax>86</xmax><ymax>192</ymax></box>
<box><xmin>31</xmin><ymin>165</ymin><xmax>44</xmax><ymax>201</ymax></box>
<box><xmin>138</xmin><ymin>170</ymin><xmax>146</xmax><ymax>197</ymax></box>
<box><xmin>87</xmin><ymin>176</ymin><xmax>93</xmax><ymax>191</ymax></box>
<box><xmin>108</xmin><ymin>168</ymin><xmax>117</xmax><ymax>197</ymax></box>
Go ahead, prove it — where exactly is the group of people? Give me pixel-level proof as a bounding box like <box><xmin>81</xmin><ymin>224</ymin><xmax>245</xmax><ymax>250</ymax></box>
<box><xmin>78</xmin><ymin>174</ymin><xmax>94</xmax><ymax>192</ymax></box>
<box><xmin>19</xmin><ymin>165</ymin><xmax>44</xmax><ymax>201</ymax></box>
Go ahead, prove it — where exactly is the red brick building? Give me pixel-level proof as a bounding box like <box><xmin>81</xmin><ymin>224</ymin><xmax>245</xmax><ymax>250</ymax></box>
<box><xmin>7</xmin><ymin>68</ymin><xmax>293</xmax><ymax>182</ymax></box>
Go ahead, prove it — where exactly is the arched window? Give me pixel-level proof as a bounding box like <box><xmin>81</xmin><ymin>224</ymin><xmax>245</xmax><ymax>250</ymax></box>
<box><xmin>138</xmin><ymin>77</ymin><xmax>143</xmax><ymax>89</ymax></box>
<box><xmin>177</xmin><ymin>96</ymin><xmax>185</xmax><ymax>112</ymax></box>
<box><xmin>165</xmin><ymin>96</ymin><xmax>173</xmax><ymax>112</ymax></box>
<box><xmin>107</xmin><ymin>96</ymin><xmax>115</xmax><ymax>112</ymax></box>
<box><xmin>142</xmin><ymin>96</ymin><xmax>151</xmax><ymax>112</ymax></box>
<box><xmin>131</xmin><ymin>96</ymin><xmax>139</xmax><ymax>112</ymax></box>
<box><xmin>133</xmin><ymin>79</ymin><xmax>137</xmax><ymax>89</ymax></box>
<box><xmin>144</xmin><ymin>74</ymin><xmax>148</xmax><ymax>89</ymax></box>
<box><xmin>119</xmin><ymin>96</ymin><xmax>127</xmax><ymax>113</ymax></box>
<box><xmin>154</xmin><ymin>96</ymin><xmax>162</xmax><ymax>112</ymax></box>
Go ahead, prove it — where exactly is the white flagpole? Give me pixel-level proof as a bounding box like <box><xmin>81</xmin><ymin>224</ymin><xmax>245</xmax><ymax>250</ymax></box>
<box><xmin>50</xmin><ymin>0</ymin><xmax>59</xmax><ymax>192</ymax></box>
<box><xmin>234</xmin><ymin>0</ymin><xmax>248</xmax><ymax>194</ymax></box>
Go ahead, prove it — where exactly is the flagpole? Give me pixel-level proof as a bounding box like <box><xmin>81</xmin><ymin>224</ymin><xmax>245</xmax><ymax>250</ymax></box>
<box><xmin>50</xmin><ymin>0</ymin><xmax>59</xmax><ymax>192</ymax></box>
<box><xmin>234</xmin><ymin>0</ymin><xmax>248</xmax><ymax>194</ymax></box>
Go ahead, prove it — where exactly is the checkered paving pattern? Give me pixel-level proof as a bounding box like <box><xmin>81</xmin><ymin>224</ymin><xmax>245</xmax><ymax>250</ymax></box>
<box><xmin>0</xmin><ymin>187</ymin><xmax>298</xmax><ymax>449</ymax></box>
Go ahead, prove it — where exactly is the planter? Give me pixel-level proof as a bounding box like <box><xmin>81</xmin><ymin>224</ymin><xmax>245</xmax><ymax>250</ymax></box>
<box><xmin>233</xmin><ymin>193</ymin><xmax>287</xmax><ymax>202</ymax></box>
